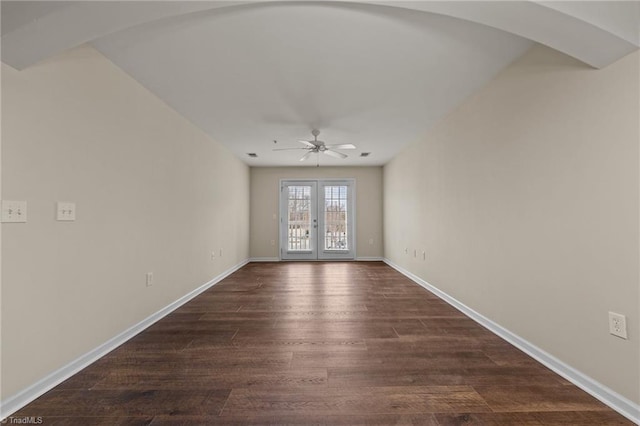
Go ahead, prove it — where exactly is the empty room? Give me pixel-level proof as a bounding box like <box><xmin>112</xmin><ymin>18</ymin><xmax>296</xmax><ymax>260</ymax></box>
<box><xmin>1</xmin><ymin>1</ymin><xmax>639</xmax><ymax>424</ymax></box>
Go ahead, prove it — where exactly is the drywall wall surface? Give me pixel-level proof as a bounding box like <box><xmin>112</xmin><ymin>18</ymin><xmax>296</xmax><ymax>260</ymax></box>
<box><xmin>384</xmin><ymin>45</ymin><xmax>639</xmax><ymax>402</ymax></box>
<box><xmin>1</xmin><ymin>45</ymin><xmax>250</xmax><ymax>397</ymax></box>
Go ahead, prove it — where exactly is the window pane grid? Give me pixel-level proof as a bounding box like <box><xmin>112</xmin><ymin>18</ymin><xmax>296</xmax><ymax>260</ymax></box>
<box><xmin>324</xmin><ymin>185</ymin><xmax>348</xmax><ymax>251</ymax></box>
<box><xmin>287</xmin><ymin>186</ymin><xmax>311</xmax><ymax>251</ymax></box>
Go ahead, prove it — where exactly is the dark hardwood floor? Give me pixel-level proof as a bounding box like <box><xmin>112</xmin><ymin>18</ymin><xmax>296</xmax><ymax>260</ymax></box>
<box><xmin>11</xmin><ymin>262</ymin><xmax>632</xmax><ymax>425</ymax></box>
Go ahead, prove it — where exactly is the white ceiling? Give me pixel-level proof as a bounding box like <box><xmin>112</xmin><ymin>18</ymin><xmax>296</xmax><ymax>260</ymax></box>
<box><xmin>92</xmin><ymin>3</ymin><xmax>532</xmax><ymax>166</ymax></box>
<box><xmin>2</xmin><ymin>1</ymin><xmax>639</xmax><ymax>167</ymax></box>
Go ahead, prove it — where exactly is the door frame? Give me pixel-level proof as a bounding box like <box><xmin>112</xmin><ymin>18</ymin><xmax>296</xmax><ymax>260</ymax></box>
<box><xmin>279</xmin><ymin>178</ymin><xmax>356</xmax><ymax>261</ymax></box>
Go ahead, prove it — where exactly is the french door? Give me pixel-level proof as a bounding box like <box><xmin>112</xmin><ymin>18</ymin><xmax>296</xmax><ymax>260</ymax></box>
<box><xmin>280</xmin><ymin>179</ymin><xmax>355</xmax><ymax>260</ymax></box>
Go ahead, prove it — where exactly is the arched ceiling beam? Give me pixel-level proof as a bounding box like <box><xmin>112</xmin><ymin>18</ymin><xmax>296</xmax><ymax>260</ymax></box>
<box><xmin>2</xmin><ymin>0</ymin><xmax>638</xmax><ymax>70</ymax></box>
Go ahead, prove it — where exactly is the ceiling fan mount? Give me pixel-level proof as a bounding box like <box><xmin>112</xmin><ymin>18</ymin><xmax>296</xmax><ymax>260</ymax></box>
<box><xmin>273</xmin><ymin>129</ymin><xmax>356</xmax><ymax>162</ymax></box>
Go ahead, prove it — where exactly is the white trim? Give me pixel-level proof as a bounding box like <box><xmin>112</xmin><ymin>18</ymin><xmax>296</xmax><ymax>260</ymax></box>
<box><xmin>383</xmin><ymin>258</ymin><xmax>640</xmax><ymax>424</ymax></box>
<box><xmin>0</xmin><ymin>259</ymin><xmax>249</xmax><ymax>419</ymax></box>
<box><xmin>265</xmin><ymin>258</ymin><xmax>381</xmax><ymax>262</ymax></box>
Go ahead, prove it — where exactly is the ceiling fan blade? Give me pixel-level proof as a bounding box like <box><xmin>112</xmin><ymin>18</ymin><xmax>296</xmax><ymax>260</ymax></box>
<box><xmin>299</xmin><ymin>151</ymin><xmax>312</xmax><ymax>162</ymax></box>
<box><xmin>323</xmin><ymin>149</ymin><xmax>347</xmax><ymax>159</ymax></box>
<box><xmin>299</xmin><ymin>140</ymin><xmax>316</xmax><ymax>148</ymax></box>
<box><xmin>273</xmin><ymin>147</ymin><xmax>308</xmax><ymax>151</ymax></box>
<box><xmin>325</xmin><ymin>144</ymin><xmax>356</xmax><ymax>150</ymax></box>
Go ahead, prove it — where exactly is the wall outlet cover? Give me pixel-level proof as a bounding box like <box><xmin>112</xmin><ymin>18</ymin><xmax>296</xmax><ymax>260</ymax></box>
<box><xmin>608</xmin><ymin>312</ymin><xmax>627</xmax><ymax>339</ymax></box>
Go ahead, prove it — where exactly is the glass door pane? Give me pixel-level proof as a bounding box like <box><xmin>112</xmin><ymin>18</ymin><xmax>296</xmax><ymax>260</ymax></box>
<box><xmin>287</xmin><ymin>185</ymin><xmax>312</xmax><ymax>251</ymax></box>
<box><xmin>280</xmin><ymin>181</ymin><xmax>317</xmax><ymax>260</ymax></box>
<box><xmin>323</xmin><ymin>185</ymin><xmax>348</xmax><ymax>251</ymax></box>
<box><xmin>318</xmin><ymin>180</ymin><xmax>355</xmax><ymax>260</ymax></box>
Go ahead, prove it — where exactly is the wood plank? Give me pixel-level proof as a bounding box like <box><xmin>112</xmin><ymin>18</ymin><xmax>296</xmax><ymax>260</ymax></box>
<box><xmin>220</xmin><ymin>386</ymin><xmax>491</xmax><ymax>416</ymax></box>
<box><xmin>328</xmin><ymin>366</ymin><xmax>567</xmax><ymax>388</ymax></box>
<box><xmin>151</xmin><ymin>413</ymin><xmax>436</xmax><ymax>425</ymax></box>
<box><xmin>435</xmin><ymin>410</ymin><xmax>635</xmax><ymax>425</ymax></box>
<box><xmin>93</xmin><ymin>368</ymin><xmax>327</xmax><ymax>390</ymax></box>
<box><xmin>473</xmin><ymin>385</ymin><xmax>611</xmax><ymax>412</ymax></box>
<box><xmin>14</xmin><ymin>389</ymin><xmax>229</xmax><ymax>417</ymax></box>
<box><xmin>230</xmin><ymin>338</ymin><xmax>368</xmax><ymax>352</ymax></box>
<box><xmin>28</xmin><ymin>417</ymin><xmax>154</xmax><ymax>426</ymax></box>
<box><xmin>292</xmin><ymin>350</ymin><xmax>498</xmax><ymax>369</ymax></box>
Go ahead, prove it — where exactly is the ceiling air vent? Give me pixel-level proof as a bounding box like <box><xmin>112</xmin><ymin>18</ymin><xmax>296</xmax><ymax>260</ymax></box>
<box><xmin>360</xmin><ymin>152</ymin><xmax>371</xmax><ymax>157</ymax></box>
<box><xmin>247</xmin><ymin>153</ymin><xmax>258</xmax><ymax>158</ymax></box>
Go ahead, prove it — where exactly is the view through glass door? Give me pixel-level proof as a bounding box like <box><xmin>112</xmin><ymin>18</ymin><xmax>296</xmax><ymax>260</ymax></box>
<box><xmin>280</xmin><ymin>179</ymin><xmax>355</xmax><ymax>260</ymax></box>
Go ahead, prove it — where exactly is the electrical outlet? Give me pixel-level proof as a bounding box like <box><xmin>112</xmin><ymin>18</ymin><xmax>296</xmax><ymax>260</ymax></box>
<box><xmin>211</xmin><ymin>251</ymin><xmax>216</xmax><ymax>260</ymax></box>
<box><xmin>146</xmin><ymin>272</ymin><xmax>154</xmax><ymax>287</ymax></box>
<box><xmin>608</xmin><ymin>312</ymin><xmax>627</xmax><ymax>339</ymax></box>
<box><xmin>404</xmin><ymin>248</ymin><xmax>408</xmax><ymax>254</ymax></box>
<box><xmin>270</xmin><ymin>240</ymin><xmax>275</xmax><ymax>246</ymax></box>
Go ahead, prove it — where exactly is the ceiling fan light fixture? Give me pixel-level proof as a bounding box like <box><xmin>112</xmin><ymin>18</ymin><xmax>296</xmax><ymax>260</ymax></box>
<box><xmin>273</xmin><ymin>129</ymin><xmax>356</xmax><ymax>162</ymax></box>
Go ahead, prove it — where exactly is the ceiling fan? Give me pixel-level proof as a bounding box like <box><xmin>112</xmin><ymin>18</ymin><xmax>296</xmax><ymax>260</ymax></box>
<box><xmin>273</xmin><ymin>129</ymin><xmax>356</xmax><ymax>162</ymax></box>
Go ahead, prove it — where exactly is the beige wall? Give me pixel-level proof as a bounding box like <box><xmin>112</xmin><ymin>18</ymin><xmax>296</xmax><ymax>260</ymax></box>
<box><xmin>384</xmin><ymin>45</ymin><xmax>639</xmax><ymax>403</ymax></box>
<box><xmin>1</xmin><ymin>45</ymin><xmax>250</xmax><ymax>398</ymax></box>
<box><xmin>250</xmin><ymin>167</ymin><xmax>383</xmax><ymax>260</ymax></box>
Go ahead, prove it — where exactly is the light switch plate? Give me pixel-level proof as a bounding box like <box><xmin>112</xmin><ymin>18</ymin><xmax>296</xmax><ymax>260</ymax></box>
<box><xmin>1</xmin><ymin>200</ymin><xmax>27</xmax><ymax>223</ymax></box>
<box><xmin>56</xmin><ymin>202</ymin><xmax>76</xmax><ymax>221</ymax></box>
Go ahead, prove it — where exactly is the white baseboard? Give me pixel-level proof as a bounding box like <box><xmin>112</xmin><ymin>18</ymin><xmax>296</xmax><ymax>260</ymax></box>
<box><xmin>0</xmin><ymin>259</ymin><xmax>249</xmax><ymax>419</ymax></box>
<box><xmin>249</xmin><ymin>257</ymin><xmax>383</xmax><ymax>262</ymax></box>
<box><xmin>383</xmin><ymin>258</ymin><xmax>640</xmax><ymax>424</ymax></box>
